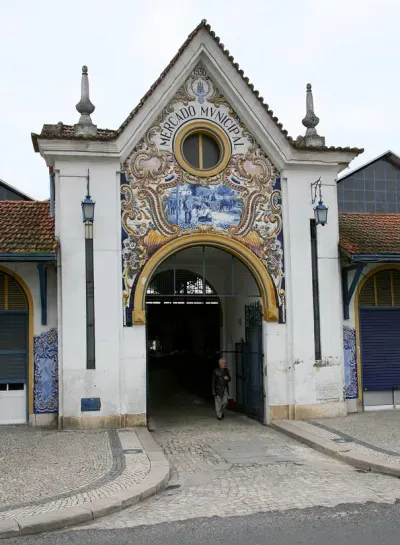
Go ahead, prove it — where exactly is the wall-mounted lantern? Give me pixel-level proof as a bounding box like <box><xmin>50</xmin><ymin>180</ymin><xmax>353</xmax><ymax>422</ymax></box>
<box><xmin>81</xmin><ymin>170</ymin><xmax>95</xmax><ymax>239</ymax></box>
<box><xmin>311</xmin><ymin>177</ymin><xmax>328</xmax><ymax>226</ymax></box>
<box><xmin>81</xmin><ymin>194</ymin><xmax>95</xmax><ymax>223</ymax></box>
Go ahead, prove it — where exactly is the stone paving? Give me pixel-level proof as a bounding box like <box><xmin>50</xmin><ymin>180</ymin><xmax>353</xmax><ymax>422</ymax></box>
<box><xmin>84</xmin><ymin>386</ymin><xmax>400</xmax><ymax>531</ymax></box>
<box><xmin>0</xmin><ymin>426</ymin><xmax>150</xmax><ymax>520</ymax></box>
<box><xmin>312</xmin><ymin>411</ymin><xmax>400</xmax><ymax>454</ymax></box>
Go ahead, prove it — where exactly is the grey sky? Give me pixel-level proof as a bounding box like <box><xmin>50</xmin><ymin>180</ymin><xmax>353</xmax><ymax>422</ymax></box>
<box><xmin>1</xmin><ymin>0</ymin><xmax>398</xmax><ymax>200</ymax></box>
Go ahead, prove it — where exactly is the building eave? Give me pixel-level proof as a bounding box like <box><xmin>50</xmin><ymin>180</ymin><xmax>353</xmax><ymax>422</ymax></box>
<box><xmin>337</xmin><ymin>150</ymin><xmax>400</xmax><ymax>183</ymax></box>
<box><xmin>0</xmin><ymin>253</ymin><xmax>57</xmax><ymax>262</ymax></box>
<box><xmin>348</xmin><ymin>253</ymin><xmax>400</xmax><ymax>263</ymax></box>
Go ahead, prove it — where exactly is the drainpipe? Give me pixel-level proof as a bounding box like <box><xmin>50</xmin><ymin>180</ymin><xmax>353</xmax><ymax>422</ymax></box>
<box><xmin>49</xmin><ymin>168</ymin><xmax>55</xmax><ymax>218</ymax></box>
<box><xmin>281</xmin><ymin>176</ymin><xmax>296</xmax><ymax>419</ymax></box>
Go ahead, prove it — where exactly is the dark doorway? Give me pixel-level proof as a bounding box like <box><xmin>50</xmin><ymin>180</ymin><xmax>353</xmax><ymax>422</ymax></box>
<box><xmin>146</xmin><ymin>268</ymin><xmax>222</xmax><ymax>418</ymax></box>
<box><xmin>145</xmin><ymin>246</ymin><xmax>264</xmax><ymax>425</ymax></box>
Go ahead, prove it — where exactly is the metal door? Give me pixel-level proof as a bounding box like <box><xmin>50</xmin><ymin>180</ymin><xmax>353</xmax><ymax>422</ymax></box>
<box><xmin>360</xmin><ymin>308</ymin><xmax>400</xmax><ymax>392</ymax></box>
<box><xmin>228</xmin><ymin>302</ymin><xmax>264</xmax><ymax>422</ymax></box>
<box><xmin>0</xmin><ymin>312</ymin><xmax>28</xmax><ymax>424</ymax></box>
<box><xmin>244</xmin><ymin>301</ymin><xmax>264</xmax><ymax>421</ymax></box>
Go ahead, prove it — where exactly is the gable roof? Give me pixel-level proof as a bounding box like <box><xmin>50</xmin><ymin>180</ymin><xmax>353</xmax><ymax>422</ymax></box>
<box><xmin>0</xmin><ymin>201</ymin><xmax>56</xmax><ymax>256</ymax></box>
<box><xmin>0</xmin><ymin>179</ymin><xmax>34</xmax><ymax>201</ymax></box>
<box><xmin>32</xmin><ymin>20</ymin><xmax>363</xmax><ymax>157</ymax></box>
<box><xmin>339</xmin><ymin>213</ymin><xmax>400</xmax><ymax>258</ymax></box>
<box><xmin>338</xmin><ymin>150</ymin><xmax>400</xmax><ymax>183</ymax></box>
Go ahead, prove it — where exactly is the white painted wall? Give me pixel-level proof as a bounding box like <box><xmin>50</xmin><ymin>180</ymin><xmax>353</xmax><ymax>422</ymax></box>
<box><xmin>54</xmin><ymin>158</ymin><xmax>349</xmax><ymax>423</ymax></box>
<box><xmin>281</xmin><ymin>168</ymin><xmax>346</xmax><ymax>416</ymax></box>
<box><xmin>55</xmin><ymin>158</ymin><xmax>123</xmax><ymax>420</ymax></box>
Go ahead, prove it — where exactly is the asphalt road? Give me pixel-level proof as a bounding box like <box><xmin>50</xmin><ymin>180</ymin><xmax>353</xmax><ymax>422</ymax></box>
<box><xmin>5</xmin><ymin>502</ymin><xmax>400</xmax><ymax>545</ymax></box>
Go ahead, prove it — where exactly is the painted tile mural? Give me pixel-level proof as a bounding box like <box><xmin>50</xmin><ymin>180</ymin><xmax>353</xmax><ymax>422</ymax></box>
<box><xmin>121</xmin><ymin>63</ymin><xmax>284</xmax><ymax>324</ymax></box>
<box><xmin>34</xmin><ymin>328</ymin><xmax>58</xmax><ymax>413</ymax></box>
<box><xmin>343</xmin><ymin>326</ymin><xmax>358</xmax><ymax>399</ymax></box>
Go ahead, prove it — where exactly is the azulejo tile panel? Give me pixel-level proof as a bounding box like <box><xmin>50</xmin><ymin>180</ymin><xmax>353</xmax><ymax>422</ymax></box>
<box><xmin>343</xmin><ymin>326</ymin><xmax>357</xmax><ymax>399</ymax></box>
<box><xmin>121</xmin><ymin>63</ymin><xmax>285</xmax><ymax>324</ymax></box>
<box><xmin>34</xmin><ymin>328</ymin><xmax>58</xmax><ymax>413</ymax></box>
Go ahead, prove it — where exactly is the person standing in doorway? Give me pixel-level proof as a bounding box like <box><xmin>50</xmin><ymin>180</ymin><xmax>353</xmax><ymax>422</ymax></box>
<box><xmin>212</xmin><ymin>358</ymin><xmax>231</xmax><ymax>420</ymax></box>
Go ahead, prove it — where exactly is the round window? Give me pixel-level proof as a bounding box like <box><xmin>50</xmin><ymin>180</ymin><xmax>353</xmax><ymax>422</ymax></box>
<box><xmin>174</xmin><ymin>121</ymin><xmax>231</xmax><ymax>177</ymax></box>
<box><xmin>182</xmin><ymin>132</ymin><xmax>221</xmax><ymax>170</ymax></box>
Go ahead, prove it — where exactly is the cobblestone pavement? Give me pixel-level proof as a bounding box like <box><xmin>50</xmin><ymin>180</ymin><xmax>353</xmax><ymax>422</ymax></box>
<box><xmin>311</xmin><ymin>411</ymin><xmax>400</xmax><ymax>454</ymax></box>
<box><xmin>289</xmin><ymin>418</ymin><xmax>400</xmax><ymax>465</ymax></box>
<box><xmin>0</xmin><ymin>427</ymin><xmax>150</xmax><ymax>520</ymax></box>
<box><xmin>83</xmin><ymin>385</ymin><xmax>400</xmax><ymax>530</ymax></box>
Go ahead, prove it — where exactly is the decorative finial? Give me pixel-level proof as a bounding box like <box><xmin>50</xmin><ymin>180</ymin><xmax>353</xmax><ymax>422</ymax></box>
<box><xmin>74</xmin><ymin>65</ymin><xmax>97</xmax><ymax>137</ymax></box>
<box><xmin>300</xmin><ymin>83</ymin><xmax>325</xmax><ymax>147</ymax></box>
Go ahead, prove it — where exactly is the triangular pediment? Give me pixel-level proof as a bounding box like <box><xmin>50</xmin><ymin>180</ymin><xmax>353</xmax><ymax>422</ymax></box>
<box><xmin>122</xmin><ymin>62</ymin><xmax>278</xmax><ymax>180</ymax></box>
<box><xmin>117</xmin><ymin>23</ymin><xmax>294</xmax><ymax>169</ymax></box>
<box><xmin>33</xmin><ymin>20</ymin><xmax>363</xmax><ymax>169</ymax></box>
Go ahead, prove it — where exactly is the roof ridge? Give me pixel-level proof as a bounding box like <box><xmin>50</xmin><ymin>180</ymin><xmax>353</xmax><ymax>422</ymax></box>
<box><xmin>339</xmin><ymin>212</ymin><xmax>400</xmax><ymax>216</ymax></box>
<box><xmin>32</xmin><ymin>19</ymin><xmax>363</xmax><ymax>156</ymax></box>
<box><xmin>114</xmin><ymin>19</ymin><xmax>292</xmax><ymax>141</ymax></box>
<box><xmin>0</xmin><ymin>200</ymin><xmax>50</xmax><ymax>205</ymax></box>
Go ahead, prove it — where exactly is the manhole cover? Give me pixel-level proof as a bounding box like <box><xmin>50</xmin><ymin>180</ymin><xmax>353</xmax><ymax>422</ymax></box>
<box><xmin>123</xmin><ymin>449</ymin><xmax>143</xmax><ymax>454</ymax></box>
<box><xmin>332</xmin><ymin>437</ymin><xmax>353</xmax><ymax>444</ymax></box>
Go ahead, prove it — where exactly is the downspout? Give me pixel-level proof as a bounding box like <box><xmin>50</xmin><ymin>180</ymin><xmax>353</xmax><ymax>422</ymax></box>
<box><xmin>52</xmin><ymin>168</ymin><xmax>63</xmax><ymax>429</ymax></box>
<box><xmin>281</xmin><ymin>176</ymin><xmax>295</xmax><ymax>419</ymax></box>
<box><xmin>49</xmin><ymin>168</ymin><xmax>55</xmax><ymax>218</ymax></box>
<box><xmin>56</xmin><ymin>237</ymin><xmax>63</xmax><ymax>429</ymax></box>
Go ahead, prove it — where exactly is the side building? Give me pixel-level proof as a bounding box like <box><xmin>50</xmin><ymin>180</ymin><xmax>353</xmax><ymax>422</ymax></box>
<box><xmin>0</xmin><ymin>181</ymin><xmax>58</xmax><ymax>425</ymax></box>
<box><xmin>339</xmin><ymin>151</ymin><xmax>400</xmax><ymax>411</ymax></box>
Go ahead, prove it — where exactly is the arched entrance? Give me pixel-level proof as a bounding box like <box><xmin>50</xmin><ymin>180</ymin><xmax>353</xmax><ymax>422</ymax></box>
<box><xmin>357</xmin><ymin>266</ymin><xmax>400</xmax><ymax>409</ymax></box>
<box><xmin>145</xmin><ymin>245</ymin><xmax>266</xmax><ymax>424</ymax></box>
<box><xmin>0</xmin><ymin>267</ymin><xmax>33</xmax><ymax>424</ymax></box>
<box><xmin>133</xmin><ymin>233</ymin><xmax>279</xmax><ymax>325</ymax></box>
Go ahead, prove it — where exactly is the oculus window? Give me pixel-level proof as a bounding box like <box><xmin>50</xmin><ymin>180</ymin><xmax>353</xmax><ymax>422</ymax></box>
<box><xmin>174</xmin><ymin>121</ymin><xmax>231</xmax><ymax>177</ymax></box>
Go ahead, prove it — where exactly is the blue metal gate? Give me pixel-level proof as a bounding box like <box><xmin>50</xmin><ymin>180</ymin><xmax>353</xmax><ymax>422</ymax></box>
<box><xmin>233</xmin><ymin>302</ymin><xmax>264</xmax><ymax>422</ymax></box>
<box><xmin>360</xmin><ymin>308</ymin><xmax>400</xmax><ymax>392</ymax></box>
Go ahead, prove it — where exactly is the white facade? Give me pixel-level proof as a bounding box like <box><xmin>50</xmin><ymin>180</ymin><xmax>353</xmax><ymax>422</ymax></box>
<box><xmin>31</xmin><ymin>24</ymin><xmax>361</xmax><ymax>428</ymax></box>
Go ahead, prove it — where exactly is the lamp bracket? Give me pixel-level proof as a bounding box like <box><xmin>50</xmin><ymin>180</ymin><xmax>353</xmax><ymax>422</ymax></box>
<box><xmin>86</xmin><ymin>169</ymin><xmax>90</xmax><ymax>197</ymax></box>
<box><xmin>311</xmin><ymin>176</ymin><xmax>322</xmax><ymax>204</ymax></box>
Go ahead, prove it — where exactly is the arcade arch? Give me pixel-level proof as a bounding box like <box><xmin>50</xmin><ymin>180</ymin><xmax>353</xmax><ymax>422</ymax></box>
<box><xmin>145</xmin><ymin>245</ymin><xmax>266</xmax><ymax>423</ymax></box>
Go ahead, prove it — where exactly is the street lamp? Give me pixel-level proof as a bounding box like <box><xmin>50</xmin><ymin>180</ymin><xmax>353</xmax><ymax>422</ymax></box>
<box><xmin>81</xmin><ymin>194</ymin><xmax>95</xmax><ymax>223</ymax></box>
<box><xmin>82</xmin><ymin>170</ymin><xmax>95</xmax><ymax>369</ymax></box>
<box><xmin>313</xmin><ymin>200</ymin><xmax>328</xmax><ymax>226</ymax></box>
<box><xmin>81</xmin><ymin>170</ymin><xmax>95</xmax><ymax>239</ymax></box>
<box><xmin>311</xmin><ymin>177</ymin><xmax>328</xmax><ymax>226</ymax></box>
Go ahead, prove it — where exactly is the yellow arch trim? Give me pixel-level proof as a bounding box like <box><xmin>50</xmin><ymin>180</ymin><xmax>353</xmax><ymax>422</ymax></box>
<box><xmin>354</xmin><ymin>264</ymin><xmax>400</xmax><ymax>402</ymax></box>
<box><xmin>0</xmin><ymin>265</ymin><xmax>34</xmax><ymax>416</ymax></box>
<box><xmin>133</xmin><ymin>233</ymin><xmax>279</xmax><ymax>324</ymax></box>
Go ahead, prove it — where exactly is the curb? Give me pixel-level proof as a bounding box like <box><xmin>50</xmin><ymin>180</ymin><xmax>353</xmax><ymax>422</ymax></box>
<box><xmin>272</xmin><ymin>420</ymin><xmax>400</xmax><ymax>478</ymax></box>
<box><xmin>0</xmin><ymin>428</ymin><xmax>170</xmax><ymax>540</ymax></box>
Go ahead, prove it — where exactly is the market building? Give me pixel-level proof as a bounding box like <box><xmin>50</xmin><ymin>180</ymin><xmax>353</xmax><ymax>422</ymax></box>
<box><xmin>1</xmin><ymin>20</ymin><xmax>397</xmax><ymax>428</ymax></box>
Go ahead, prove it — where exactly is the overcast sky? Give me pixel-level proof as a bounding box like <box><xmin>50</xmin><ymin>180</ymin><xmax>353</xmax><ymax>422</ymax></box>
<box><xmin>1</xmin><ymin>0</ymin><xmax>399</xmax><ymax>200</ymax></box>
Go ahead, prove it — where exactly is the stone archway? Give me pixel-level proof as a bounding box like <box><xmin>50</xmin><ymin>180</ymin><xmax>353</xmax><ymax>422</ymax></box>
<box><xmin>132</xmin><ymin>234</ymin><xmax>279</xmax><ymax>325</ymax></box>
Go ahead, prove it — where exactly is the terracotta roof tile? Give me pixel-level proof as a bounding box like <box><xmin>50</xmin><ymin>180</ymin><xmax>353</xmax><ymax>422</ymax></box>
<box><xmin>31</xmin><ymin>20</ymin><xmax>363</xmax><ymax>157</ymax></box>
<box><xmin>339</xmin><ymin>213</ymin><xmax>400</xmax><ymax>256</ymax></box>
<box><xmin>0</xmin><ymin>201</ymin><xmax>56</xmax><ymax>255</ymax></box>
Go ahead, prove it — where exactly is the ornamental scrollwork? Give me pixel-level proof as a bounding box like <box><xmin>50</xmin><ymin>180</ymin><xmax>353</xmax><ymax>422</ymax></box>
<box><xmin>121</xmin><ymin>63</ymin><xmax>285</xmax><ymax>320</ymax></box>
